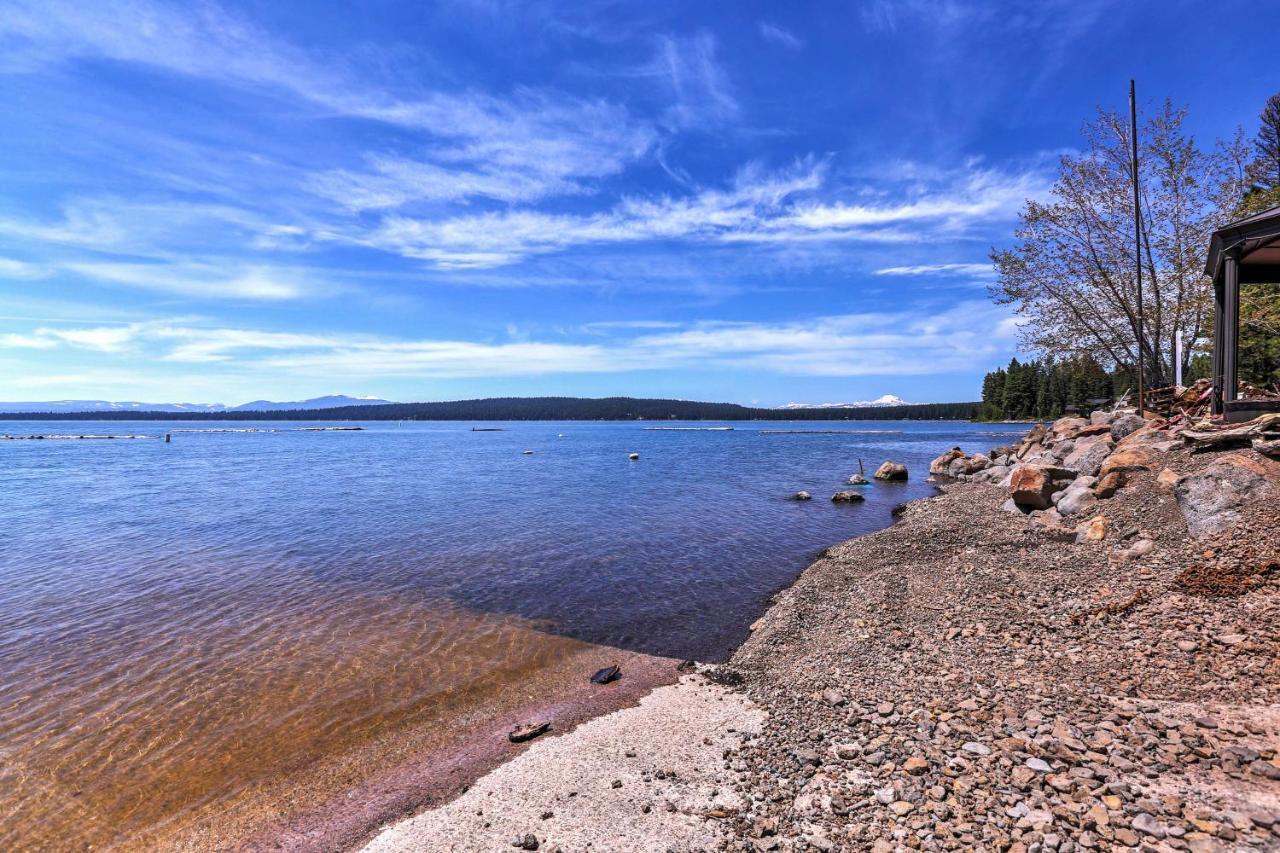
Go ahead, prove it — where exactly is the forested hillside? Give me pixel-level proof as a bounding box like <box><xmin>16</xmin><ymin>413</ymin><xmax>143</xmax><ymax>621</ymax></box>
<box><xmin>2</xmin><ymin>396</ymin><xmax>980</xmax><ymax>422</ymax></box>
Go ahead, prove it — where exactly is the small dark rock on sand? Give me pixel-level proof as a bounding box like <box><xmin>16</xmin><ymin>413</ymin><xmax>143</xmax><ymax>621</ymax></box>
<box><xmin>590</xmin><ymin>664</ymin><xmax>621</xmax><ymax>684</ymax></box>
<box><xmin>508</xmin><ymin>722</ymin><xmax>551</xmax><ymax>743</ymax></box>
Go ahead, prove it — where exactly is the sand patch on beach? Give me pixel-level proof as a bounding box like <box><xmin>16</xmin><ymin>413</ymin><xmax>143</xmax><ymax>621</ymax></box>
<box><xmin>363</xmin><ymin>675</ymin><xmax>765</xmax><ymax>853</ymax></box>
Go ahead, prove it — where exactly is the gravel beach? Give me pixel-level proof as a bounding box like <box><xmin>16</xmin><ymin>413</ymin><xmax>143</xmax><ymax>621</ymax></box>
<box><xmin>360</xmin><ymin>413</ymin><xmax>1279</xmax><ymax>852</ymax></box>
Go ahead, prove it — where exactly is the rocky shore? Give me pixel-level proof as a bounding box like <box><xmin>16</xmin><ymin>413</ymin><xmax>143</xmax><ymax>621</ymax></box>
<box><xmin>362</xmin><ymin>410</ymin><xmax>1279</xmax><ymax>852</ymax></box>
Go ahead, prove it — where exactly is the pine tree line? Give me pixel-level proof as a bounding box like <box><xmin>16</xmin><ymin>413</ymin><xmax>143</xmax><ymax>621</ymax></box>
<box><xmin>977</xmin><ymin>356</ymin><xmax>1118</xmax><ymax>421</ymax></box>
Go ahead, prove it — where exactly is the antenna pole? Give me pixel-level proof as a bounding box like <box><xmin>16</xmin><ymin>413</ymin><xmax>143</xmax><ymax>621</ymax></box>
<box><xmin>1130</xmin><ymin>80</ymin><xmax>1146</xmax><ymax>414</ymax></box>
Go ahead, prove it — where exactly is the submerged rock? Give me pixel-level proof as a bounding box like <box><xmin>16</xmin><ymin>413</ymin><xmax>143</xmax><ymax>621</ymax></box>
<box><xmin>792</xmin><ymin>491</ymin><xmax>813</xmax><ymax>501</ymax></box>
<box><xmin>831</xmin><ymin>490</ymin><xmax>866</xmax><ymax>503</ymax></box>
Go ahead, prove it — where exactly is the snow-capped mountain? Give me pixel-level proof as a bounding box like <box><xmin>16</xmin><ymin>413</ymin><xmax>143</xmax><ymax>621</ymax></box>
<box><xmin>0</xmin><ymin>395</ymin><xmax>396</xmax><ymax>414</ymax></box>
<box><xmin>777</xmin><ymin>394</ymin><xmax>910</xmax><ymax>410</ymax></box>
<box><xmin>231</xmin><ymin>395</ymin><xmax>395</xmax><ymax>411</ymax></box>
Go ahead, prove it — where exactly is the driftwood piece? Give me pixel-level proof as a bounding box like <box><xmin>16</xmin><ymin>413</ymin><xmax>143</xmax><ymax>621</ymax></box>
<box><xmin>1254</xmin><ymin>437</ymin><xmax>1280</xmax><ymax>458</ymax></box>
<box><xmin>1181</xmin><ymin>413</ymin><xmax>1280</xmax><ymax>449</ymax></box>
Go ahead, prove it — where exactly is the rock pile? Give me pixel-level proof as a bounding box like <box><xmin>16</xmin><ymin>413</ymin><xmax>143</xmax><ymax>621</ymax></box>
<box><xmin>726</xmin><ymin>408</ymin><xmax>1279</xmax><ymax>852</ymax></box>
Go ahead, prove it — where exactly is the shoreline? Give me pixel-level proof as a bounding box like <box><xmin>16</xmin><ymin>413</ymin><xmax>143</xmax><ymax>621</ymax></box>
<box><xmin>174</xmin><ymin>648</ymin><xmax>682</xmax><ymax>852</ymax></box>
<box><xmin>356</xmin><ymin>413</ymin><xmax>1280</xmax><ymax>851</ymax></box>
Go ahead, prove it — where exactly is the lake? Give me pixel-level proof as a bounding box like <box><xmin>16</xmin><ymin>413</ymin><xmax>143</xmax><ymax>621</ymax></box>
<box><xmin>0</xmin><ymin>418</ymin><xmax>1026</xmax><ymax>848</ymax></box>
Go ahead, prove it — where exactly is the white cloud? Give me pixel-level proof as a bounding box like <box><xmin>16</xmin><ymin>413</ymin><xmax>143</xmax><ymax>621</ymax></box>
<box><xmin>1</xmin><ymin>0</ymin><xmax>656</xmax><ymax>209</ymax></box>
<box><xmin>63</xmin><ymin>262</ymin><xmax>315</xmax><ymax>300</ymax></box>
<box><xmin>0</xmin><ymin>257</ymin><xmax>51</xmax><ymax>279</ymax></box>
<box><xmin>758</xmin><ymin>22</ymin><xmax>803</xmax><ymax>50</ymax></box>
<box><xmin>875</xmin><ymin>262</ymin><xmax>994</xmax><ymax>277</ymax></box>
<box><xmin>647</xmin><ymin>32</ymin><xmax>739</xmax><ymax>129</ymax></box>
<box><xmin>4</xmin><ymin>300</ymin><xmax>1016</xmax><ymax>381</ymax></box>
<box><xmin>0</xmin><ymin>332</ymin><xmax>60</xmax><ymax>348</ymax></box>
<box><xmin>339</xmin><ymin>159</ymin><xmax>1042</xmax><ymax>268</ymax></box>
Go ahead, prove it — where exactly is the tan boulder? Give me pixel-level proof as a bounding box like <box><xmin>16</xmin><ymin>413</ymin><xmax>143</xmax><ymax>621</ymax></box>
<box><xmin>1098</xmin><ymin>447</ymin><xmax>1154</xmax><ymax>480</ymax></box>
<box><xmin>874</xmin><ymin>461</ymin><xmax>908</xmax><ymax>481</ymax></box>
<box><xmin>1011</xmin><ymin>464</ymin><xmax>1056</xmax><ymax>510</ymax></box>
<box><xmin>1051</xmin><ymin>417</ymin><xmax>1090</xmax><ymax>439</ymax></box>
<box><xmin>929</xmin><ymin>447</ymin><xmax>966</xmax><ymax>476</ymax></box>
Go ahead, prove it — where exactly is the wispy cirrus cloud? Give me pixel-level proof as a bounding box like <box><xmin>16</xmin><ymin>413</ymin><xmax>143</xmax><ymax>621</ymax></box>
<box><xmin>1</xmin><ymin>0</ymin><xmax>658</xmax><ymax>209</ymax></box>
<box><xmin>758</xmin><ymin>22</ymin><xmax>803</xmax><ymax>50</ymax></box>
<box><xmin>338</xmin><ymin>159</ymin><xmax>1042</xmax><ymax>268</ymax></box>
<box><xmin>645</xmin><ymin>32</ymin><xmax>739</xmax><ymax>130</ymax></box>
<box><xmin>875</xmin><ymin>262</ymin><xmax>994</xmax><ymax>277</ymax></box>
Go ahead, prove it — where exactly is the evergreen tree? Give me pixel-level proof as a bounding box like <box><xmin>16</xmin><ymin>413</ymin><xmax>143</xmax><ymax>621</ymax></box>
<box><xmin>1254</xmin><ymin>92</ymin><xmax>1280</xmax><ymax>190</ymax></box>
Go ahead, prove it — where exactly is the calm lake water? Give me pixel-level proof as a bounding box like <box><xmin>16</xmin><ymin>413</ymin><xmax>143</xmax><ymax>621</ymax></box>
<box><xmin>0</xmin><ymin>418</ymin><xmax>1026</xmax><ymax>848</ymax></box>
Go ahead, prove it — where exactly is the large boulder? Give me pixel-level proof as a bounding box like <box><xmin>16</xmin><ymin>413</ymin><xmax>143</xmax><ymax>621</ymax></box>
<box><xmin>1098</xmin><ymin>447</ymin><xmax>1154</xmax><ymax>480</ymax></box>
<box><xmin>929</xmin><ymin>447</ymin><xmax>966</xmax><ymax>475</ymax></box>
<box><xmin>831</xmin><ymin>490</ymin><xmax>866</xmax><ymax>503</ymax></box>
<box><xmin>1063</xmin><ymin>437</ymin><xmax>1114</xmax><ymax>477</ymax></box>
<box><xmin>1090</xmin><ymin>410</ymin><xmax>1117</xmax><ymax>427</ymax></box>
<box><xmin>974</xmin><ymin>463</ymin><xmax>1012</xmax><ymax>485</ymax></box>
<box><xmin>1174</xmin><ymin>453</ymin><xmax>1279</xmax><ymax>538</ymax></box>
<box><xmin>1109</xmin><ymin>413</ymin><xmax>1147</xmax><ymax>441</ymax></box>
<box><xmin>1051</xmin><ymin>417</ymin><xmax>1090</xmax><ymax>440</ymax></box>
<box><xmin>1056</xmin><ymin>483</ymin><xmax>1099</xmax><ymax>517</ymax></box>
<box><xmin>1010</xmin><ymin>464</ymin><xmax>1058</xmax><ymax>510</ymax></box>
<box><xmin>1015</xmin><ymin>424</ymin><xmax>1049</xmax><ymax>460</ymax></box>
<box><xmin>874</xmin><ymin>461</ymin><xmax>908</xmax><ymax>481</ymax></box>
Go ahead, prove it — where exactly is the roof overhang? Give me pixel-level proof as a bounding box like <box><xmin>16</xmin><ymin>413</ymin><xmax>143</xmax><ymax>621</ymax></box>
<box><xmin>1205</xmin><ymin>204</ymin><xmax>1280</xmax><ymax>284</ymax></box>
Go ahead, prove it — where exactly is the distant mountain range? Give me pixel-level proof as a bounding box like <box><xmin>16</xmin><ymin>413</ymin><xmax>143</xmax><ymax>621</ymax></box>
<box><xmin>0</xmin><ymin>395</ymin><xmax>979</xmax><ymax>421</ymax></box>
<box><xmin>777</xmin><ymin>394</ymin><xmax>910</xmax><ymax>410</ymax></box>
<box><xmin>0</xmin><ymin>394</ymin><xmax>396</xmax><ymax>414</ymax></box>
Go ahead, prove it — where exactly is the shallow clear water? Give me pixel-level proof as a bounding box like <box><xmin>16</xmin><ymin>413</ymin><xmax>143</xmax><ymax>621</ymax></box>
<box><xmin>0</xmin><ymin>418</ymin><xmax>1026</xmax><ymax>847</ymax></box>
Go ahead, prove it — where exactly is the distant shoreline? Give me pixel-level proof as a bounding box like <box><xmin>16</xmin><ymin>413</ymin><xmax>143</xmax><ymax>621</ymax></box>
<box><xmin>0</xmin><ymin>396</ymin><xmax>980</xmax><ymax>422</ymax></box>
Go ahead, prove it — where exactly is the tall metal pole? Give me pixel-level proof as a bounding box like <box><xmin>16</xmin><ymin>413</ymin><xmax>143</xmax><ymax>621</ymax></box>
<box><xmin>1129</xmin><ymin>80</ymin><xmax>1145</xmax><ymax>413</ymax></box>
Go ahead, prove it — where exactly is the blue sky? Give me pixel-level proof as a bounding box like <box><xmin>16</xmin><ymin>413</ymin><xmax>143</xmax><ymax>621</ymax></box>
<box><xmin>0</xmin><ymin>0</ymin><xmax>1275</xmax><ymax>406</ymax></box>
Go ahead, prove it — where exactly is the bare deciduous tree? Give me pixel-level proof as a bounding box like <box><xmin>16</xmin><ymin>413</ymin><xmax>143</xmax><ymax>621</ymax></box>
<box><xmin>990</xmin><ymin>101</ymin><xmax>1251</xmax><ymax>387</ymax></box>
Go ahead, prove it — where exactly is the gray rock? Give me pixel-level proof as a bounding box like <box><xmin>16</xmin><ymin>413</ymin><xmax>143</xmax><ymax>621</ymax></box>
<box><xmin>1110</xmin><ymin>413</ymin><xmax>1147</xmax><ymax>440</ymax></box>
<box><xmin>791</xmin><ymin>491</ymin><xmax>812</xmax><ymax>501</ymax></box>
<box><xmin>1063</xmin><ymin>439</ymin><xmax>1113</xmax><ymax>477</ymax></box>
<box><xmin>1131</xmin><ymin>812</ymin><xmax>1166</xmax><ymax>839</ymax></box>
<box><xmin>1174</xmin><ymin>454</ymin><xmax>1277</xmax><ymax>537</ymax></box>
<box><xmin>1056</xmin><ymin>486</ymin><xmax>1099</xmax><ymax>517</ymax></box>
